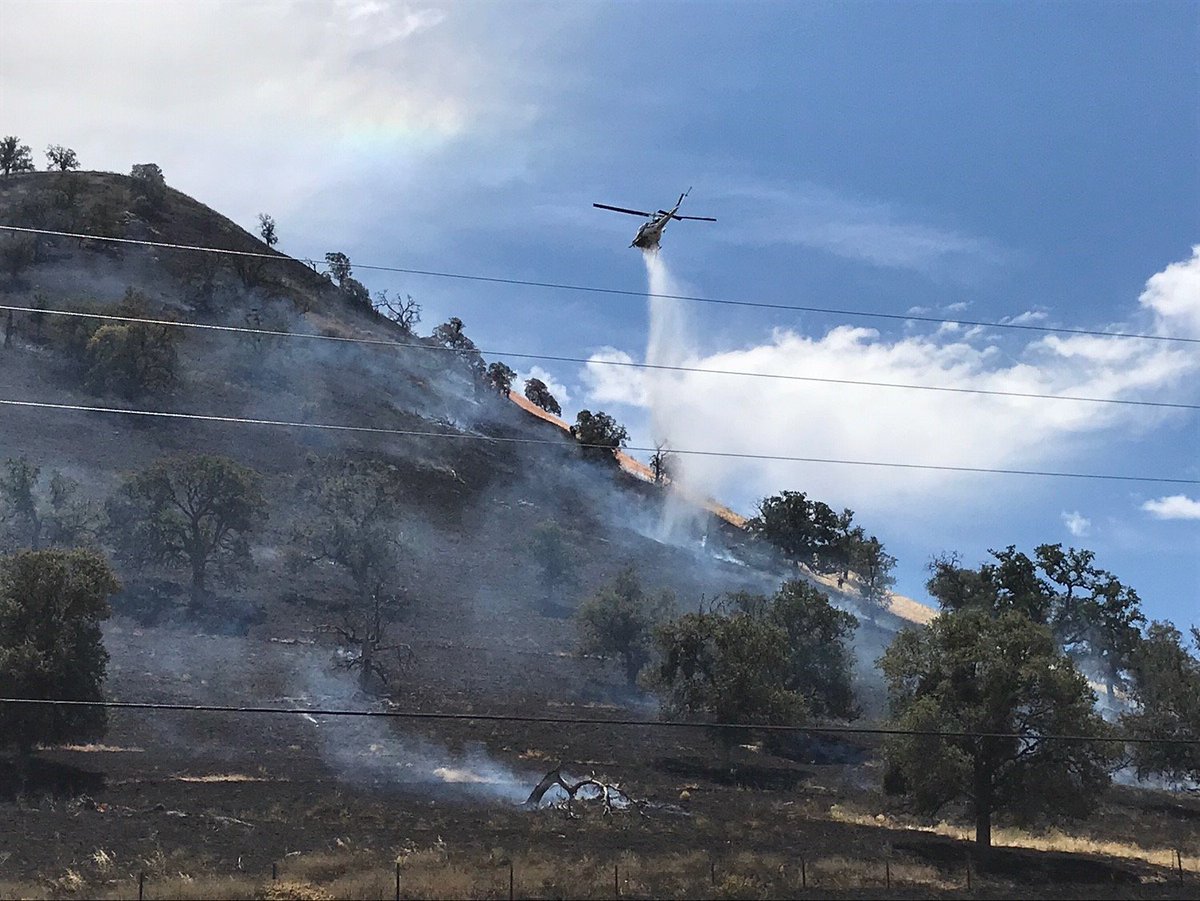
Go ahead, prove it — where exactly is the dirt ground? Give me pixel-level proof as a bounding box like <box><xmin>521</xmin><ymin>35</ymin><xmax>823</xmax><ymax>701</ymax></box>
<box><xmin>2</xmin><ymin>622</ymin><xmax>1198</xmax><ymax>900</ymax></box>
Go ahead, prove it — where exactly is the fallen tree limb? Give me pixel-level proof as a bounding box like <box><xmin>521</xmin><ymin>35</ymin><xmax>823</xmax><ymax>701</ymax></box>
<box><xmin>524</xmin><ymin>764</ymin><xmax>644</xmax><ymax>816</ymax></box>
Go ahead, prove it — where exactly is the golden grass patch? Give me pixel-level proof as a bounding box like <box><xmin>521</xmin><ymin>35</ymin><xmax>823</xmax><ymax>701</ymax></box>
<box><xmin>828</xmin><ymin>803</ymin><xmax>1196</xmax><ymax>871</ymax></box>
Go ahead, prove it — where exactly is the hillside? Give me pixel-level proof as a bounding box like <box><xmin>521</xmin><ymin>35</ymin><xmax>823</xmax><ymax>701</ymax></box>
<box><xmin>5</xmin><ymin>170</ymin><xmax>1189</xmax><ymax>899</ymax></box>
<box><xmin>0</xmin><ymin>169</ymin><xmax>920</xmax><ymax>683</ymax></box>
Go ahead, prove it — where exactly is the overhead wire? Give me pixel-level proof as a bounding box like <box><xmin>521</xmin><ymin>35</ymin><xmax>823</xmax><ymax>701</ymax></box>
<box><xmin>2</xmin><ymin>302</ymin><xmax>1197</xmax><ymax>412</ymax></box>
<box><xmin>1</xmin><ymin>396</ymin><xmax>1196</xmax><ymax>485</ymax></box>
<box><xmin>0</xmin><ymin>696</ymin><xmax>1193</xmax><ymax>745</ymax></box>
<box><xmin>2</xmin><ymin>223</ymin><xmax>1195</xmax><ymax>345</ymax></box>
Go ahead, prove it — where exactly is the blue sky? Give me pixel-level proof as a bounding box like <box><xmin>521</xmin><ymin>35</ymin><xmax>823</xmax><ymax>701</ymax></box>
<box><xmin>3</xmin><ymin>0</ymin><xmax>1197</xmax><ymax>625</ymax></box>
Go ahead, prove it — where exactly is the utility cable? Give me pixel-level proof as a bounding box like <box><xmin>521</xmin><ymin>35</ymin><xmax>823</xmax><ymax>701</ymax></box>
<box><xmin>2</xmin><ymin>224</ymin><xmax>1195</xmax><ymax>345</ymax></box>
<box><xmin>0</xmin><ymin>697</ymin><xmax>1193</xmax><ymax>745</ymax></box>
<box><xmin>1</xmin><ymin>396</ymin><xmax>1196</xmax><ymax>485</ymax></box>
<box><xmin>3</xmin><ymin>302</ymin><xmax>1196</xmax><ymax>412</ymax></box>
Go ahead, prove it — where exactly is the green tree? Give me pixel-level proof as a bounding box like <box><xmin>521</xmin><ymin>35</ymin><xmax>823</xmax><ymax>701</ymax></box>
<box><xmin>0</xmin><ymin>457</ymin><xmax>103</xmax><ymax>550</ymax></box>
<box><xmin>524</xmin><ymin>377</ymin><xmax>561</xmax><ymax>416</ymax></box>
<box><xmin>576</xmin><ymin>568</ymin><xmax>675</xmax><ymax>687</ymax></box>
<box><xmin>746</xmin><ymin>490</ymin><xmax>842</xmax><ymax>573</ymax></box>
<box><xmin>0</xmin><ymin>136</ymin><xmax>35</xmax><ymax>175</ymax></box>
<box><xmin>129</xmin><ymin>163</ymin><xmax>167</xmax><ymax>215</ymax></box>
<box><xmin>44</xmin><ymin>145</ymin><xmax>79</xmax><ymax>172</ymax></box>
<box><xmin>84</xmin><ymin>319</ymin><xmax>179</xmax><ymax>398</ymax></box>
<box><xmin>732</xmin><ymin>579</ymin><xmax>859</xmax><ymax>719</ymax></box>
<box><xmin>0</xmin><ymin>549</ymin><xmax>119</xmax><ymax>754</ymax></box>
<box><xmin>432</xmin><ymin>317</ymin><xmax>486</xmax><ymax>385</ymax></box>
<box><xmin>1037</xmin><ymin>544</ymin><xmax>1145</xmax><ymax>698</ymax></box>
<box><xmin>48</xmin><ymin>290</ymin><xmax>180</xmax><ymax>398</ymax></box>
<box><xmin>1121</xmin><ymin>621</ymin><xmax>1200</xmax><ymax>784</ymax></box>
<box><xmin>570</xmin><ymin>409</ymin><xmax>628</xmax><ymax>463</ymax></box>
<box><xmin>107</xmin><ymin>455</ymin><xmax>266</xmax><ymax>606</ymax></box>
<box><xmin>653</xmin><ymin>607</ymin><xmax>806</xmax><ymax>730</ymax></box>
<box><xmin>290</xmin><ymin>455</ymin><xmax>411</xmax><ymax>689</ymax></box>
<box><xmin>486</xmin><ymin>361</ymin><xmax>517</xmax><ymax>396</ymax></box>
<box><xmin>1</xmin><ymin>236</ymin><xmax>36</xmax><ymax>286</ymax></box>
<box><xmin>324</xmin><ymin>251</ymin><xmax>352</xmax><ymax>286</ymax></box>
<box><xmin>927</xmin><ymin>545</ymin><xmax>1145</xmax><ymax>697</ymax></box>
<box><xmin>879</xmin><ymin>609</ymin><xmax>1117</xmax><ymax>849</ymax></box>
<box><xmin>529</xmin><ymin>520</ymin><xmax>574</xmax><ymax>601</ymax></box>
<box><xmin>853</xmin><ymin>534</ymin><xmax>897</xmax><ymax>618</ymax></box>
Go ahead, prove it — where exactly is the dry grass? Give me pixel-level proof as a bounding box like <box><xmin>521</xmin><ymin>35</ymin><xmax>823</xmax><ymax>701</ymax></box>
<box><xmin>0</xmin><ymin>842</ymin><xmax>968</xmax><ymax>900</ymax></box>
<box><xmin>828</xmin><ymin>803</ymin><xmax>1197</xmax><ymax>871</ymax></box>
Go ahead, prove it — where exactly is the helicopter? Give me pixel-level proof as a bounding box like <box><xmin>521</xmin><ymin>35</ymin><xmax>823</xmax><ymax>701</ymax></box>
<box><xmin>593</xmin><ymin>188</ymin><xmax>715</xmax><ymax>250</ymax></box>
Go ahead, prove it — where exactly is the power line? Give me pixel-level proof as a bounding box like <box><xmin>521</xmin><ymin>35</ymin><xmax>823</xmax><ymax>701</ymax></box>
<box><xmin>2</xmin><ymin>395</ymin><xmax>1196</xmax><ymax>485</ymax></box>
<box><xmin>3</xmin><ymin>223</ymin><xmax>1195</xmax><ymax>346</ymax></box>
<box><xmin>4</xmin><ymin>302</ymin><xmax>1196</xmax><ymax>412</ymax></box>
<box><xmin>0</xmin><ymin>696</ymin><xmax>1192</xmax><ymax>745</ymax></box>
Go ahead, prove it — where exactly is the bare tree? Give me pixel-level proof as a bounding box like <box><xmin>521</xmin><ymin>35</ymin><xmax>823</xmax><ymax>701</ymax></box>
<box><xmin>649</xmin><ymin>442</ymin><xmax>675</xmax><ymax>485</ymax></box>
<box><xmin>372</xmin><ymin>290</ymin><xmax>421</xmax><ymax>332</ymax></box>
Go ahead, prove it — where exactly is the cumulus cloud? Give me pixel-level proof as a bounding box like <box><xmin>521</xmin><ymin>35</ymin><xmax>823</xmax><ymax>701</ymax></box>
<box><xmin>1061</xmin><ymin>511</ymin><xmax>1092</xmax><ymax>537</ymax></box>
<box><xmin>1139</xmin><ymin>245</ymin><xmax>1200</xmax><ymax>338</ymax></box>
<box><xmin>1141</xmin><ymin>495</ymin><xmax>1200</xmax><ymax>520</ymax></box>
<box><xmin>517</xmin><ymin>365</ymin><xmax>571</xmax><ymax>410</ymax></box>
<box><xmin>581</xmin><ymin>248</ymin><xmax>1200</xmax><ymax>518</ymax></box>
<box><xmin>582</xmin><ymin>348</ymin><xmax>650</xmax><ymax>407</ymax></box>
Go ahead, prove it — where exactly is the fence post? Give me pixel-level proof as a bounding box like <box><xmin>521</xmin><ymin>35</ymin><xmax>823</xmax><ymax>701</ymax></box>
<box><xmin>614</xmin><ymin>862</ymin><xmax>619</xmax><ymax>898</ymax></box>
<box><xmin>885</xmin><ymin>858</ymin><xmax>891</xmax><ymax>889</ymax></box>
<box><xmin>1177</xmin><ymin>849</ymin><xmax>1184</xmax><ymax>882</ymax></box>
<box><xmin>138</xmin><ymin>871</ymin><xmax>145</xmax><ymax>901</ymax></box>
<box><xmin>800</xmin><ymin>856</ymin><xmax>806</xmax><ymax>889</ymax></box>
<box><xmin>710</xmin><ymin>856</ymin><xmax>716</xmax><ymax>885</ymax></box>
<box><xmin>509</xmin><ymin>859</ymin><xmax>514</xmax><ymax>901</ymax></box>
<box><xmin>395</xmin><ymin>860</ymin><xmax>401</xmax><ymax>901</ymax></box>
<box><xmin>272</xmin><ymin>862</ymin><xmax>277</xmax><ymax>881</ymax></box>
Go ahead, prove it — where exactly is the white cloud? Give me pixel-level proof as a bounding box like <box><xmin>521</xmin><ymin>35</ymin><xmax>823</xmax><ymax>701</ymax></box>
<box><xmin>1141</xmin><ymin>495</ymin><xmax>1200</xmax><ymax>521</ymax></box>
<box><xmin>1003</xmin><ymin>309</ymin><xmax>1050</xmax><ymax>325</ymax></box>
<box><xmin>517</xmin><ymin>365</ymin><xmax>571</xmax><ymax>410</ymax></box>
<box><xmin>1139</xmin><ymin>245</ymin><xmax>1200</xmax><ymax>338</ymax></box>
<box><xmin>713</xmin><ymin>182</ymin><xmax>1010</xmax><ymax>280</ymax></box>
<box><xmin>1061</xmin><ymin>511</ymin><xmax>1092</xmax><ymax>537</ymax></box>
<box><xmin>582</xmin><ymin>348</ymin><xmax>648</xmax><ymax>407</ymax></box>
<box><xmin>580</xmin><ymin>248</ymin><xmax>1200</xmax><ymax>519</ymax></box>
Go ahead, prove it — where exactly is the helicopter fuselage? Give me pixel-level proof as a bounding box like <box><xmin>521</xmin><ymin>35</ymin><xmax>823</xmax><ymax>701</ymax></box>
<box><xmin>631</xmin><ymin>214</ymin><xmax>671</xmax><ymax>250</ymax></box>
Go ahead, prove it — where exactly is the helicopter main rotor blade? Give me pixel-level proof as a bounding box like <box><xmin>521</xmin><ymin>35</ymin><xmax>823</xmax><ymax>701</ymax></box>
<box><xmin>673</xmin><ymin>215</ymin><xmax>717</xmax><ymax>222</ymax></box>
<box><xmin>594</xmin><ymin>203</ymin><xmax>652</xmax><ymax>217</ymax></box>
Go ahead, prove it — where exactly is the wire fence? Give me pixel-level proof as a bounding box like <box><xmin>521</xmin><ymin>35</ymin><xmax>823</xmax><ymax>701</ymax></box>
<box><xmin>40</xmin><ymin>842</ymin><xmax>1200</xmax><ymax>901</ymax></box>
